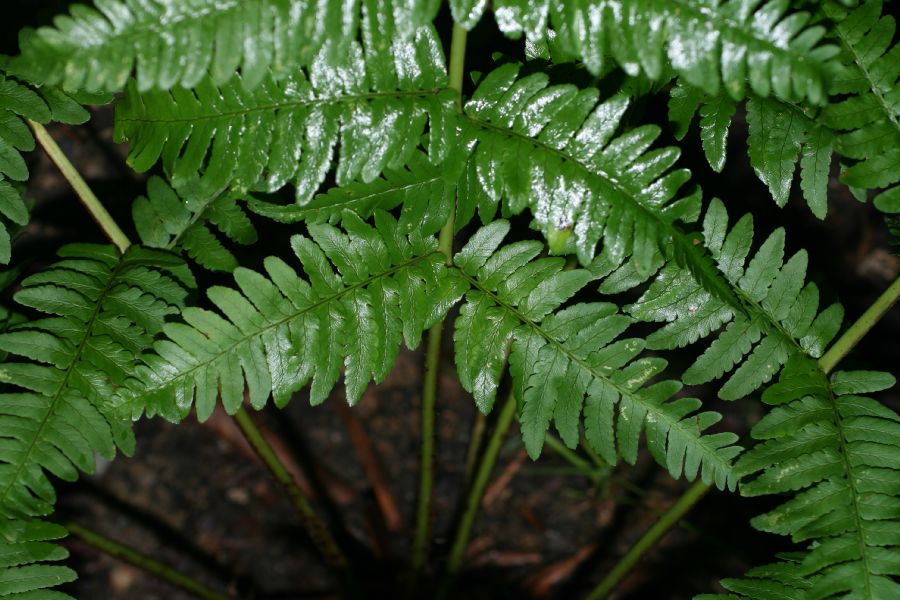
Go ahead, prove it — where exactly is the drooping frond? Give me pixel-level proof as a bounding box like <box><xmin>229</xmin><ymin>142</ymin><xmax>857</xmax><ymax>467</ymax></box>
<box><xmin>458</xmin><ymin>63</ymin><xmax>841</xmax><ymax>400</ymax></box>
<box><xmin>0</xmin><ymin>73</ymin><xmax>99</xmax><ymax>263</ymax></box>
<box><xmin>460</xmin><ymin>0</ymin><xmax>837</xmax><ymax>103</ymax></box>
<box><xmin>0</xmin><ymin>519</ymin><xmax>74</xmax><ymax>598</ymax></box>
<box><xmin>458</xmin><ymin>62</ymin><xmax>702</xmax><ymax>272</ymax></box>
<box><xmin>113</xmin><ymin>27</ymin><xmax>453</xmax><ymax>203</ymax></box>
<box><xmin>452</xmin><ymin>221</ymin><xmax>742</xmax><ymax>489</ymax></box>
<box><xmin>629</xmin><ymin>198</ymin><xmax>843</xmax><ymax>400</ymax></box>
<box><xmin>133</xmin><ymin>176</ymin><xmax>257</xmax><ymax>272</ymax></box>
<box><xmin>668</xmin><ymin>79</ymin><xmax>738</xmax><ymax>175</ymax></box>
<box><xmin>0</xmin><ymin>244</ymin><xmax>189</xmax><ymax>520</ymax></box>
<box><xmin>823</xmin><ymin>0</ymin><xmax>900</xmax><ymax>213</ymax></box>
<box><xmin>669</xmin><ymin>81</ymin><xmax>834</xmax><ymax>218</ymax></box>
<box><xmin>10</xmin><ymin>0</ymin><xmax>441</xmax><ymax>93</ymax></box>
<box><xmin>746</xmin><ymin>95</ymin><xmax>834</xmax><ymax>218</ymax></box>
<box><xmin>124</xmin><ymin>211</ymin><xmax>467</xmax><ymax>422</ymax></box>
<box><xmin>701</xmin><ymin>357</ymin><xmax>900</xmax><ymax>599</ymax></box>
<box><xmin>248</xmin><ymin>150</ymin><xmax>455</xmax><ymax>238</ymax></box>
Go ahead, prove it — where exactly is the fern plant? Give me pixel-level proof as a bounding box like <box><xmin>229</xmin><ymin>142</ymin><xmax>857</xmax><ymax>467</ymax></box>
<box><xmin>0</xmin><ymin>0</ymin><xmax>897</xmax><ymax>598</ymax></box>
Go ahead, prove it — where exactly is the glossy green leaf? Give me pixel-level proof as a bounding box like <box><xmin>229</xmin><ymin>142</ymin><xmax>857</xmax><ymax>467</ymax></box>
<box><xmin>0</xmin><ymin>245</ymin><xmax>188</xmax><ymax>524</ymax></box>
<box><xmin>129</xmin><ymin>212</ymin><xmax>467</xmax><ymax>420</ymax></box>
<box><xmin>249</xmin><ymin>151</ymin><xmax>455</xmax><ymax>237</ymax></box>
<box><xmin>747</xmin><ymin>97</ymin><xmax>805</xmax><ymax>208</ymax></box>
<box><xmin>461</xmin><ymin>63</ymin><xmax>699</xmax><ymax>272</ymax></box>
<box><xmin>486</xmin><ymin>0</ymin><xmax>838</xmax><ymax>104</ymax></box>
<box><xmin>11</xmin><ymin>0</ymin><xmax>441</xmax><ymax>93</ymax></box>
<box><xmin>699</xmin><ymin>94</ymin><xmax>736</xmax><ymax>173</ymax></box>
<box><xmin>824</xmin><ymin>0</ymin><xmax>900</xmax><ymax>216</ymax></box>
<box><xmin>114</xmin><ymin>28</ymin><xmax>453</xmax><ymax>204</ymax></box>
<box><xmin>453</xmin><ymin>222</ymin><xmax>741</xmax><ymax>488</ymax></box>
<box><xmin>724</xmin><ymin>357</ymin><xmax>900</xmax><ymax>599</ymax></box>
<box><xmin>631</xmin><ymin>199</ymin><xmax>842</xmax><ymax>400</ymax></box>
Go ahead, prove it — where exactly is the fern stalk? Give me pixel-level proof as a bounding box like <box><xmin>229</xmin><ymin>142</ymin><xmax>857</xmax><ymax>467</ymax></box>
<box><xmin>586</xmin><ymin>480</ymin><xmax>711</xmax><ymax>600</ymax></box>
<box><xmin>27</xmin><ymin>120</ymin><xmax>130</xmax><ymax>253</ymax></box>
<box><xmin>442</xmin><ymin>390</ymin><xmax>517</xmax><ymax>591</ymax></box>
<box><xmin>544</xmin><ymin>433</ymin><xmax>595</xmax><ymax>475</ymax></box>
<box><xmin>412</xmin><ymin>323</ymin><xmax>443</xmax><ymax>572</ymax></box>
<box><xmin>818</xmin><ymin>274</ymin><xmax>900</xmax><ymax>374</ymax></box>
<box><xmin>462</xmin><ymin>411</ymin><xmax>488</xmax><ymax>488</ymax></box>
<box><xmin>64</xmin><ymin>521</ymin><xmax>229</xmax><ymax>600</ymax></box>
<box><xmin>232</xmin><ymin>409</ymin><xmax>349</xmax><ymax>573</ymax></box>
<box><xmin>411</xmin><ymin>21</ymin><xmax>467</xmax><ymax>573</ymax></box>
<box><xmin>587</xmin><ymin>273</ymin><xmax>900</xmax><ymax>598</ymax></box>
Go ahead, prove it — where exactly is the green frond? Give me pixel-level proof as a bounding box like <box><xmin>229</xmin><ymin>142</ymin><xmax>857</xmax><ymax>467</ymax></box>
<box><xmin>823</xmin><ymin>0</ymin><xmax>900</xmax><ymax>213</ymax></box>
<box><xmin>452</xmin><ymin>221</ymin><xmax>742</xmax><ymax>489</ymax></box>
<box><xmin>668</xmin><ymin>0</ymin><xmax>899</xmax><ymax>218</ymax></box>
<box><xmin>113</xmin><ymin>27</ymin><xmax>453</xmax><ymax>203</ymax></box>
<box><xmin>125</xmin><ymin>211</ymin><xmax>467</xmax><ymax>422</ymax></box>
<box><xmin>716</xmin><ymin>356</ymin><xmax>900</xmax><ymax>599</ymax></box>
<box><xmin>248</xmin><ymin>150</ymin><xmax>455</xmax><ymax>238</ymax></box>
<box><xmin>746</xmin><ymin>95</ymin><xmax>834</xmax><ymax>218</ymax></box>
<box><xmin>460</xmin><ymin>65</ymin><xmax>839</xmax><ymax>402</ymax></box>
<box><xmin>0</xmin><ymin>519</ymin><xmax>74</xmax><ymax>598</ymax></box>
<box><xmin>668</xmin><ymin>79</ymin><xmax>737</xmax><ymax>174</ymax></box>
<box><xmin>0</xmin><ymin>244</ymin><xmax>189</xmax><ymax>520</ymax></box>
<box><xmin>671</xmin><ymin>84</ymin><xmax>833</xmax><ymax>218</ymax></box>
<box><xmin>0</xmin><ymin>73</ymin><xmax>98</xmax><ymax>264</ymax></box>
<box><xmin>10</xmin><ymin>0</ymin><xmax>441</xmax><ymax>93</ymax></box>
<box><xmin>696</xmin><ymin>562</ymin><xmax>811</xmax><ymax>599</ymax></box>
<box><xmin>459</xmin><ymin>62</ymin><xmax>702</xmax><ymax>272</ymax></box>
<box><xmin>630</xmin><ymin>198</ymin><xmax>843</xmax><ymax>400</ymax></box>
<box><xmin>133</xmin><ymin>176</ymin><xmax>257</xmax><ymax>272</ymax></box>
<box><xmin>470</xmin><ymin>0</ymin><xmax>838</xmax><ymax>103</ymax></box>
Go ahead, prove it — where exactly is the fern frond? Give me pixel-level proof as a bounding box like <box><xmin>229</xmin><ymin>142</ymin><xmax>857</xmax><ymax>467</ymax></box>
<box><xmin>0</xmin><ymin>519</ymin><xmax>74</xmax><ymax>598</ymax></box>
<box><xmin>10</xmin><ymin>0</ymin><xmax>441</xmax><ymax>93</ymax></box>
<box><xmin>746</xmin><ymin>95</ymin><xmax>835</xmax><ymax>218</ymax></box>
<box><xmin>114</xmin><ymin>27</ymin><xmax>453</xmax><ymax>204</ymax></box>
<box><xmin>133</xmin><ymin>176</ymin><xmax>257</xmax><ymax>272</ymax></box>
<box><xmin>125</xmin><ymin>211</ymin><xmax>467</xmax><ymax>422</ymax></box>
<box><xmin>248</xmin><ymin>150</ymin><xmax>455</xmax><ymax>237</ymax></box>
<box><xmin>473</xmin><ymin>0</ymin><xmax>838</xmax><ymax>103</ymax></box>
<box><xmin>0</xmin><ymin>244</ymin><xmax>189</xmax><ymax>520</ymax></box>
<box><xmin>459</xmin><ymin>62</ymin><xmax>702</xmax><ymax>272</ymax></box>
<box><xmin>461</xmin><ymin>65</ymin><xmax>839</xmax><ymax>400</ymax></box>
<box><xmin>452</xmin><ymin>221</ymin><xmax>742</xmax><ymax>489</ymax></box>
<box><xmin>713</xmin><ymin>357</ymin><xmax>900</xmax><ymax>599</ymax></box>
<box><xmin>0</xmin><ymin>73</ymin><xmax>99</xmax><ymax>264</ymax></box>
<box><xmin>823</xmin><ymin>0</ymin><xmax>900</xmax><ymax>213</ymax></box>
<box><xmin>668</xmin><ymin>79</ymin><xmax>737</xmax><ymax>174</ymax></box>
<box><xmin>670</xmin><ymin>82</ymin><xmax>834</xmax><ymax>218</ymax></box>
<box><xmin>630</xmin><ymin>198</ymin><xmax>843</xmax><ymax>400</ymax></box>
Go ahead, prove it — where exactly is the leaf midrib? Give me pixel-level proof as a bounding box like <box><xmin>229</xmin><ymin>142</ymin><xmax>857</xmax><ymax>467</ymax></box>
<box><xmin>0</xmin><ymin>257</ymin><xmax>126</xmax><ymax>513</ymax></box>
<box><xmin>459</xmin><ymin>269</ymin><xmax>735</xmax><ymax>479</ymax></box>
<box><xmin>824</xmin><ymin>383</ymin><xmax>875</xmax><ymax>597</ymax></box>
<box><xmin>116</xmin><ymin>89</ymin><xmax>443</xmax><ymax>127</ymax></box>
<box><xmin>463</xmin><ymin>113</ymin><xmax>805</xmax><ymax>358</ymax></box>
<box><xmin>255</xmin><ymin>174</ymin><xmax>446</xmax><ymax>223</ymax></box>
<box><xmin>127</xmin><ymin>250</ymin><xmax>441</xmax><ymax>402</ymax></box>
<box><xmin>834</xmin><ymin>17</ymin><xmax>900</xmax><ymax>135</ymax></box>
<box><xmin>39</xmin><ymin>1</ymin><xmax>241</xmax><ymax>50</ymax></box>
